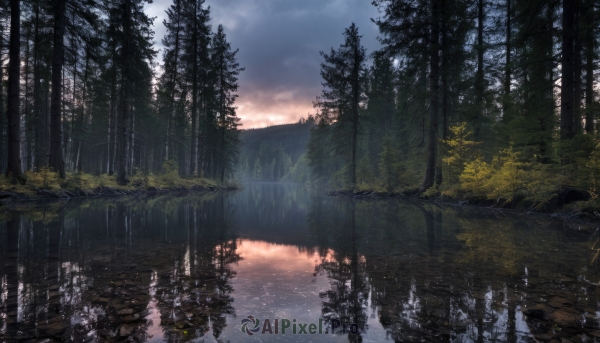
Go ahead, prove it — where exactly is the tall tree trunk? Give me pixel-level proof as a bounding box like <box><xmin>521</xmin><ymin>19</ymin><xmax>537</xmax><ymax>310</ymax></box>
<box><xmin>167</xmin><ymin>12</ymin><xmax>181</xmax><ymax>163</ymax></box>
<box><xmin>0</xmin><ymin>25</ymin><xmax>5</xmax><ymax>175</ymax></box>
<box><xmin>585</xmin><ymin>0</ymin><xmax>594</xmax><ymax>133</ymax></box>
<box><xmin>77</xmin><ymin>50</ymin><xmax>90</xmax><ymax>172</ymax></box>
<box><xmin>190</xmin><ymin>10</ymin><xmax>198</xmax><ymax>176</ymax></box>
<box><xmin>6</xmin><ymin>0</ymin><xmax>23</xmax><ymax>181</ymax></box>
<box><xmin>421</xmin><ymin>0</ymin><xmax>439</xmax><ymax>191</ymax></box>
<box><xmin>561</xmin><ymin>0</ymin><xmax>575</xmax><ymax>140</ymax></box>
<box><xmin>574</xmin><ymin>0</ymin><xmax>582</xmax><ymax>134</ymax></box>
<box><xmin>49</xmin><ymin>0</ymin><xmax>66</xmax><ymax>177</ymax></box>
<box><xmin>437</xmin><ymin>0</ymin><xmax>448</xmax><ymax>186</ymax></box>
<box><xmin>33</xmin><ymin>1</ymin><xmax>44</xmax><ymax>171</ymax></box>
<box><xmin>351</xmin><ymin>41</ymin><xmax>359</xmax><ymax>186</ymax></box>
<box><xmin>503</xmin><ymin>0</ymin><xmax>512</xmax><ymax>120</ymax></box>
<box><xmin>117</xmin><ymin>0</ymin><xmax>132</xmax><ymax>185</ymax></box>
<box><xmin>71</xmin><ymin>36</ymin><xmax>78</xmax><ymax>171</ymax></box>
<box><xmin>220</xmin><ymin>126</ymin><xmax>225</xmax><ymax>183</ymax></box>
<box><xmin>129</xmin><ymin>106</ymin><xmax>135</xmax><ymax>175</ymax></box>
<box><xmin>108</xmin><ymin>38</ymin><xmax>117</xmax><ymax>175</ymax></box>
<box><xmin>474</xmin><ymin>0</ymin><xmax>484</xmax><ymax>140</ymax></box>
<box><xmin>24</xmin><ymin>30</ymin><xmax>32</xmax><ymax>171</ymax></box>
<box><xmin>49</xmin><ymin>0</ymin><xmax>65</xmax><ymax>178</ymax></box>
<box><xmin>220</xmin><ymin>57</ymin><xmax>226</xmax><ymax>183</ymax></box>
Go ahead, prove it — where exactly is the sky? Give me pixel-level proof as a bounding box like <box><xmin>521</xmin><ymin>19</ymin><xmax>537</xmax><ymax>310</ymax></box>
<box><xmin>145</xmin><ymin>0</ymin><xmax>382</xmax><ymax>129</ymax></box>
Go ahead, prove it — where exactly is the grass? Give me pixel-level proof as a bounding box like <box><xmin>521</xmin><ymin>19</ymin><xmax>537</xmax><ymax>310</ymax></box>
<box><xmin>0</xmin><ymin>168</ymin><xmax>225</xmax><ymax>197</ymax></box>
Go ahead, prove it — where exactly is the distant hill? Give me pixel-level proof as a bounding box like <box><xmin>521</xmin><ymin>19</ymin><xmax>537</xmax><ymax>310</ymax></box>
<box><xmin>236</xmin><ymin>119</ymin><xmax>315</xmax><ymax>181</ymax></box>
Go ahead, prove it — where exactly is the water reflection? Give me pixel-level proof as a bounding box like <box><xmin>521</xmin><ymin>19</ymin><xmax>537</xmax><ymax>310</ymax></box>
<box><xmin>0</xmin><ymin>193</ymin><xmax>240</xmax><ymax>342</ymax></box>
<box><xmin>306</xmin><ymin>195</ymin><xmax>600</xmax><ymax>343</ymax></box>
<box><xmin>0</xmin><ymin>184</ymin><xmax>600</xmax><ymax>342</ymax></box>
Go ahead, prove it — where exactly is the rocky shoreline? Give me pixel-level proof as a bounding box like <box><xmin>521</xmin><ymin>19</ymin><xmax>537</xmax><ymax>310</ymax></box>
<box><xmin>325</xmin><ymin>188</ymin><xmax>600</xmax><ymax>223</ymax></box>
<box><xmin>0</xmin><ymin>184</ymin><xmax>239</xmax><ymax>207</ymax></box>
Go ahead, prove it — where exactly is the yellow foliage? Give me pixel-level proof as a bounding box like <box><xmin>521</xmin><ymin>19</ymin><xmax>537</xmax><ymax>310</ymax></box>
<box><xmin>25</xmin><ymin>167</ymin><xmax>59</xmax><ymax>189</ymax></box>
<box><xmin>459</xmin><ymin>156</ymin><xmax>492</xmax><ymax>196</ymax></box>
<box><xmin>486</xmin><ymin>146</ymin><xmax>529</xmax><ymax>199</ymax></box>
<box><xmin>442</xmin><ymin>122</ymin><xmax>481</xmax><ymax>184</ymax></box>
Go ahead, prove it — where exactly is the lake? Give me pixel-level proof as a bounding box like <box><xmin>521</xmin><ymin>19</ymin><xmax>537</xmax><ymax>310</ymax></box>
<box><xmin>1</xmin><ymin>182</ymin><xmax>600</xmax><ymax>342</ymax></box>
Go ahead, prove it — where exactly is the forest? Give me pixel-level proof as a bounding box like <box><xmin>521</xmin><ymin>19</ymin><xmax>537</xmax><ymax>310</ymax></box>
<box><xmin>236</xmin><ymin>119</ymin><xmax>314</xmax><ymax>182</ymax></box>
<box><xmin>0</xmin><ymin>0</ymin><xmax>243</xmax><ymax>191</ymax></box>
<box><xmin>293</xmin><ymin>0</ymin><xmax>600</xmax><ymax>210</ymax></box>
<box><xmin>0</xmin><ymin>0</ymin><xmax>599</xmax><ymax>210</ymax></box>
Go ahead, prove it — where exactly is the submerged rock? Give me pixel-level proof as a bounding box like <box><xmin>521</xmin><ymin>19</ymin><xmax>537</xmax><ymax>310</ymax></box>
<box><xmin>550</xmin><ymin>308</ymin><xmax>584</xmax><ymax>326</ymax></box>
<box><xmin>524</xmin><ymin>309</ymin><xmax>545</xmax><ymax>320</ymax></box>
<box><xmin>36</xmin><ymin>320</ymin><xmax>70</xmax><ymax>336</ymax></box>
<box><xmin>118</xmin><ymin>324</ymin><xmax>135</xmax><ymax>337</ymax></box>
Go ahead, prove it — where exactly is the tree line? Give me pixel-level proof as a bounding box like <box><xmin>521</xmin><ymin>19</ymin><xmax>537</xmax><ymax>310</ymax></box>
<box><xmin>305</xmin><ymin>0</ymin><xmax>600</xmax><ymax>201</ymax></box>
<box><xmin>0</xmin><ymin>0</ymin><xmax>243</xmax><ymax>186</ymax></box>
<box><xmin>237</xmin><ymin>118</ymin><xmax>314</xmax><ymax>182</ymax></box>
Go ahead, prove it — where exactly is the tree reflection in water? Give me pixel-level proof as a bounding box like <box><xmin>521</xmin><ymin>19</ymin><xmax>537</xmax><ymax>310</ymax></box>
<box><xmin>308</xmin><ymin>196</ymin><xmax>600</xmax><ymax>343</ymax></box>
<box><xmin>0</xmin><ymin>193</ymin><xmax>240</xmax><ymax>342</ymax></box>
<box><xmin>2</xmin><ymin>184</ymin><xmax>600</xmax><ymax>343</ymax></box>
<box><xmin>314</xmin><ymin>200</ymin><xmax>369</xmax><ymax>343</ymax></box>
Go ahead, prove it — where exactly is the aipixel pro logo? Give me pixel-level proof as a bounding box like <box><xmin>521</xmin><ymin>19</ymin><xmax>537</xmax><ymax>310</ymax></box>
<box><xmin>240</xmin><ymin>316</ymin><xmax>361</xmax><ymax>336</ymax></box>
<box><xmin>241</xmin><ymin>316</ymin><xmax>261</xmax><ymax>336</ymax></box>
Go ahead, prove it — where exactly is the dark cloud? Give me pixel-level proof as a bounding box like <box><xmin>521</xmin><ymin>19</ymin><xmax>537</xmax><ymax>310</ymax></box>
<box><xmin>148</xmin><ymin>0</ymin><xmax>382</xmax><ymax>128</ymax></box>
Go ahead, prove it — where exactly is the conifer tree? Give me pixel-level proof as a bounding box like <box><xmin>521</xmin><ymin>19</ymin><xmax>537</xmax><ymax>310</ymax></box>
<box><xmin>6</xmin><ymin>0</ymin><xmax>22</xmax><ymax>181</ymax></box>
<box><xmin>161</xmin><ymin>0</ymin><xmax>184</xmax><ymax>163</ymax></box>
<box><xmin>314</xmin><ymin>23</ymin><xmax>367</xmax><ymax>187</ymax></box>
<box><xmin>49</xmin><ymin>0</ymin><xmax>66</xmax><ymax>178</ymax></box>
<box><xmin>211</xmin><ymin>25</ymin><xmax>244</xmax><ymax>183</ymax></box>
<box><xmin>181</xmin><ymin>0</ymin><xmax>210</xmax><ymax>176</ymax></box>
<box><xmin>113</xmin><ymin>0</ymin><xmax>156</xmax><ymax>185</ymax></box>
<box><xmin>373</xmin><ymin>0</ymin><xmax>441</xmax><ymax>191</ymax></box>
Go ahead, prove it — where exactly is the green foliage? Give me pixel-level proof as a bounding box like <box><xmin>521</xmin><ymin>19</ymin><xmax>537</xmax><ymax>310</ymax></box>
<box><xmin>282</xmin><ymin>153</ymin><xmax>311</xmax><ymax>183</ymax></box>
<box><xmin>160</xmin><ymin>160</ymin><xmax>181</xmax><ymax>187</ymax></box>
<box><xmin>237</xmin><ymin>121</ymin><xmax>314</xmax><ymax>181</ymax></box>
<box><xmin>130</xmin><ymin>169</ymin><xmax>150</xmax><ymax>188</ymax></box>
<box><xmin>378</xmin><ymin>137</ymin><xmax>401</xmax><ymax>191</ymax></box>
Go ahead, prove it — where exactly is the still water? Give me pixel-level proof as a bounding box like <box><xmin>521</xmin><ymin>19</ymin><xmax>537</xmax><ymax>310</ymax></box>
<box><xmin>1</xmin><ymin>182</ymin><xmax>600</xmax><ymax>342</ymax></box>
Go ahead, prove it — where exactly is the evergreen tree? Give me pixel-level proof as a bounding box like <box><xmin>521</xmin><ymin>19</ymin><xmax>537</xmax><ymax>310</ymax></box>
<box><xmin>365</xmin><ymin>53</ymin><xmax>396</xmax><ymax>175</ymax></box>
<box><xmin>378</xmin><ymin>136</ymin><xmax>401</xmax><ymax>191</ymax></box>
<box><xmin>161</xmin><ymin>0</ymin><xmax>184</xmax><ymax>164</ymax></box>
<box><xmin>313</xmin><ymin>23</ymin><xmax>367</xmax><ymax>187</ymax></box>
<box><xmin>211</xmin><ymin>24</ymin><xmax>244</xmax><ymax>183</ymax></box>
<box><xmin>113</xmin><ymin>0</ymin><xmax>156</xmax><ymax>185</ymax></box>
<box><xmin>6</xmin><ymin>0</ymin><xmax>22</xmax><ymax>181</ymax></box>
<box><xmin>181</xmin><ymin>0</ymin><xmax>210</xmax><ymax>176</ymax></box>
<box><xmin>49</xmin><ymin>0</ymin><xmax>66</xmax><ymax>177</ymax></box>
<box><xmin>373</xmin><ymin>0</ymin><xmax>441</xmax><ymax>191</ymax></box>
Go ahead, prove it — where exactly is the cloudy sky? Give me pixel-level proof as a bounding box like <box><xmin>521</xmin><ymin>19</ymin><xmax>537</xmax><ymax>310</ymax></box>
<box><xmin>145</xmin><ymin>0</ymin><xmax>382</xmax><ymax>129</ymax></box>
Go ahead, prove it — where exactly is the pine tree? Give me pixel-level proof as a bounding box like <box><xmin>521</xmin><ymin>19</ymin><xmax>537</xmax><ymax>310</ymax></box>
<box><xmin>560</xmin><ymin>0</ymin><xmax>576</xmax><ymax>140</ymax></box>
<box><xmin>161</xmin><ymin>0</ymin><xmax>184</xmax><ymax>164</ymax></box>
<box><xmin>182</xmin><ymin>0</ymin><xmax>210</xmax><ymax>176</ymax></box>
<box><xmin>365</xmin><ymin>53</ymin><xmax>396</xmax><ymax>175</ymax></box>
<box><xmin>378</xmin><ymin>136</ymin><xmax>400</xmax><ymax>191</ymax></box>
<box><xmin>373</xmin><ymin>0</ymin><xmax>440</xmax><ymax>191</ymax></box>
<box><xmin>113</xmin><ymin>0</ymin><xmax>156</xmax><ymax>185</ymax></box>
<box><xmin>48</xmin><ymin>0</ymin><xmax>66</xmax><ymax>178</ymax></box>
<box><xmin>313</xmin><ymin>23</ymin><xmax>367</xmax><ymax>187</ymax></box>
<box><xmin>211</xmin><ymin>25</ymin><xmax>244</xmax><ymax>183</ymax></box>
<box><xmin>6</xmin><ymin>0</ymin><xmax>23</xmax><ymax>181</ymax></box>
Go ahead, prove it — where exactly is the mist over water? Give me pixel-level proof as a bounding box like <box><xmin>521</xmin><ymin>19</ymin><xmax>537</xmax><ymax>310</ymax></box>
<box><xmin>0</xmin><ymin>183</ymin><xmax>599</xmax><ymax>342</ymax></box>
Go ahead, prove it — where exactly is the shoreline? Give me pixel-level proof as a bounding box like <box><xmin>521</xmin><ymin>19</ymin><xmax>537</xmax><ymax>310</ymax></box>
<box><xmin>0</xmin><ymin>185</ymin><xmax>240</xmax><ymax>208</ymax></box>
<box><xmin>325</xmin><ymin>189</ymin><xmax>600</xmax><ymax>225</ymax></box>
